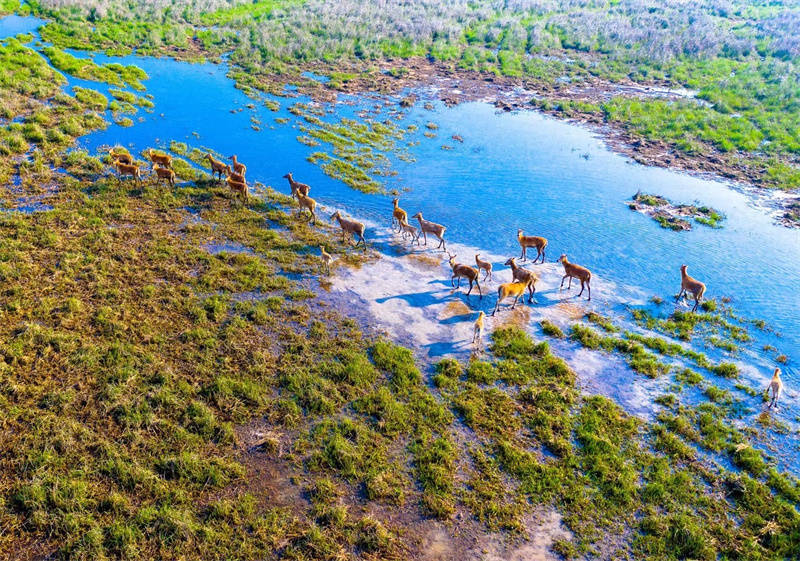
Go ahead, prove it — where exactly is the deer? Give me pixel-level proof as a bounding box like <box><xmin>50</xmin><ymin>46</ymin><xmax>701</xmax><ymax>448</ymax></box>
<box><xmin>206</xmin><ymin>153</ymin><xmax>228</xmax><ymax>182</ymax></box>
<box><xmin>296</xmin><ymin>192</ymin><xmax>317</xmax><ymax>224</ymax></box>
<box><xmin>229</xmin><ymin>154</ymin><xmax>246</xmax><ymax>176</ymax></box>
<box><xmin>226</xmin><ymin>176</ymin><xmax>249</xmax><ymax>203</ymax></box>
<box><xmin>447</xmin><ymin>253</ymin><xmax>482</xmax><ymax>298</ymax></box>
<box><xmin>330</xmin><ymin>210</ymin><xmax>366</xmax><ymax>249</ymax></box>
<box><xmin>146</xmin><ymin>149</ymin><xmax>172</xmax><ymax>168</ymax></box>
<box><xmin>115</xmin><ymin>161</ymin><xmax>141</xmax><ymax>185</ymax></box>
<box><xmin>677</xmin><ymin>264</ymin><xmax>706</xmax><ymax>312</ymax></box>
<box><xmin>473</xmin><ymin>311</ymin><xmax>486</xmax><ymax>346</ymax></box>
<box><xmin>504</xmin><ymin>257</ymin><xmax>538</xmax><ymax>303</ymax></box>
<box><xmin>411</xmin><ymin>212</ymin><xmax>446</xmax><ymax>251</ymax></box>
<box><xmin>223</xmin><ymin>165</ymin><xmax>246</xmax><ymax>184</ymax></box>
<box><xmin>153</xmin><ymin>164</ymin><xmax>175</xmax><ymax>188</ymax></box>
<box><xmin>109</xmin><ymin>147</ymin><xmax>132</xmax><ymax>165</ymax></box>
<box><xmin>320</xmin><ymin>245</ymin><xmax>333</xmax><ymax>274</ymax></box>
<box><xmin>492</xmin><ymin>281</ymin><xmax>531</xmax><ymax>316</ymax></box>
<box><xmin>766</xmin><ymin>368</ymin><xmax>783</xmax><ymax>409</ymax></box>
<box><xmin>391</xmin><ymin>198</ymin><xmax>408</xmax><ymax>232</ymax></box>
<box><xmin>558</xmin><ymin>254</ymin><xmax>591</xmax><ymax>300</ymax></box>
<box><xmin>475</xmin><ymin>254</ymin><xmax>492</xmax><ymax>281</ymax></box>
<box><xmin>283</xmin><ymin>172</ymin><xmax>310</xmax><ymax>201</ymax></box>
<box><xmin>517</xmin><ymin>229</ymin><xmax>548</xmax><ymax>263</ymax></box>
<box><xmin>399</xmin><ymin>220</ymin><xmax>420</xmax><ymax>245</ymax></box>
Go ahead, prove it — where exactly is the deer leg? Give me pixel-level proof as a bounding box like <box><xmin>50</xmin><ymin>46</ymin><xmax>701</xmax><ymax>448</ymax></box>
<box><xmin>560</xmin><ymin>275</ymin><xmax>567</xmax><ymax>288</ymax></box>
<box><xmin>692</xmin><ymin>298</ymin><xmax>699</xmax><ymax>312</ymax></box>
<box><xmin>577</xmin><ymin>281</ymin><xmax>584</xmax><ymax>297</ymax></box>
<box><xmin>492</xmin><ymin>300</ymin><xmax>500</xmax><ymax>316</ymax></box>
<box><xmin>521</xmin><ymin>247</ymin><xmax>526</xmax><ymax>261</ymax></box>
<box><xmin>539</xmin><ymin>248</ymin><xmax>545</xmax><ymax>263</ymax></box>
<box><xmin>476</xmin><ymin>279</ymin><xmax>482</xmax><ymax>298</ymax></box>
<box><xmin>466</xmin><ymin>281</ymin><xmax>473</xmax><ymax>296</ymax></box>
<box><xmin>511</xmin><ymin>295</ymin><xmax>519</xmax><ymax>310</ymax></box>
<box><xmin>675</xmin><ymin>288</ymin><xmax>685</xmax><ymax>302</ymax></box>
<box><xmin>587</xmin><ymin>282</ymin><xmax>591</xmax><ymax>301</ymax></box>
<box><xmin>567</xmin><ymin>277</ymin><xmax>573</xmax><ymax>290</ymax></box>
<box><xmin>451</xmin><ymin>274</ymin><xmax>456</xmax><ymax>288</ymax></box>
<box><xmin>527</xmin><ymin>284</ymin><xmax>534</xmax><ymax>303</ymax></box>
<box><xmin>422</xmin><ymin>231</ymin><xmax>428</xmax><ymax>245</ymax></box>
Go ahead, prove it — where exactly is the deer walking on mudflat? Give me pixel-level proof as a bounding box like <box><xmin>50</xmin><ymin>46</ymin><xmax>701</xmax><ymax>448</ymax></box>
<box><xmin>677</xmin><ymin>264</ymin><xmax>706</xmax><ymax>312</ymax></box>
<box><xmin>447</xmin><ymin>253</ymin><xmax>482</xmax><ymax>298</ymax></box>
<box><xmin>330</xmin><ymin>210</ymin><xmax>366</xmax><ymax>249</ymax></box>
<box><xmin>412</xmin><ymin>212</ymin><xmax>446</xmax><ymax>251</ymax></box>
<box><xmin>558</xmin><ymin>254</ymin><xmax>591</xmax><ymax>300</ymax></box>
<box><xmin>517</xmin><ymin>229</ymin><xmax>547</xmax><ymax>263</ymax></box>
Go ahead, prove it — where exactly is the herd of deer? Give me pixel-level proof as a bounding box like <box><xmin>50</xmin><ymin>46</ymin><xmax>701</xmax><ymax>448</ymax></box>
<box><xmin>107</xmin><ymin>152</ymin><xmax>783</xmax><ymax>408</ymax></box>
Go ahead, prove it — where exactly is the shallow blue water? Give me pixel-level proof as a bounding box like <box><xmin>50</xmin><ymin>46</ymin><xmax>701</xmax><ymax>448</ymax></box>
<box><xmin>3</xmin><ymin>16</ymin><xmax>799</xmax><ymax>389</ymax></box>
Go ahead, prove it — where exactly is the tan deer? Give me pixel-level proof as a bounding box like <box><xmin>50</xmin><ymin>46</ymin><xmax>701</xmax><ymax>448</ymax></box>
<box><xmin>677</xmin><ymin>264</ymin><xmax>706</xmax><ymax>312</ymax></box>
<box><xmin>504</xmin><ymin>257</ymin><xmax>538</xmax><ymax>303</ymax></box>
<box><xmin>473</xmin><ymin>311</ymin><xmax>486</xmax><ymax>346</ymax></box>
<box><xmin>492</xmin><ymin>281</ymin><xmax>531</xmax><ymax>316</ymax></box>
<box><xmin>229</xmin><ymin>154</ymin><xmax>246</xmax><ymax>176</ymax></box>
<box><xmin>320</xmin><ymin>245</ymin><xmax>333</xmax><ymax>274</ymax></box>
<box><xmin>153</xmin><ymin>164</ymin><xmax>175</xmax><ymax>188</ymax></box>
<box><xmin>115</xmin><ymin>161</ymin><xmax>141</xmax><ymax>185</ymax></box>
<box><xmin>391</xmin><ymin>198</ymin><xmax>408</xmax><ymax>232</ymax></box>
<box><xmin>206</xmin><ymin>153</ymin><xmax>228</xmax><ymax>181</ymax></box>
<box><xmin>447</xmin><ymin>253</ymin><xmax>482</xmax><ymax>298</ymax></box>
<box><xmin>223</xmin><ymin>164</ymin><xmax>246</xmax><ymax>184</ymax></box>
<box><xmin>411</xmin><ymin>212</ymin><xmax>446</xmax><ymax>251</ymax></box>
<box><xmin>109</xmin><ymin>147</ymin><xmax>132</xmax><ymax>165</ymax></box>
<box><xmin>766</xmin><ymin>368</ymin><xmax>783</xmax><ymax>409</ymax></box>
<box><xmin>330</xmin><ymin>210</ymin><xmax>366</xmax><ymax>249</ymax></box>
<box><xmin>558</xmin><ymin>254</ymin><xmax>591</xmax><ymax>300</ymax></box>
<box><xmin>283</xmin><ymin>172</ymin><xmax>310</xmax><ymax>201</ymax></box>
<box><xmin>475</xmin><ymin>254</ymin><xmax>492</xmax><ymax>281</ymax></box>
<box><xmin>399</xmin><ymin>220</ymin><xmax>420</xmax><ymax>245</ymax></box>
<box><xmin>296</xmin><ymin>193</ymin><xmax>317</xmax><ymax>224</ymax></box>
<box><xmin>518</xmin><ymin>229</ymin><xmax>548</xmax><ymax>263</ymax></box>
<box><xmin>226</xmin><ymin>176</ymin><xmax>249</xmax><ymax>203</ymax></box>
<box><xmin>146</xmin><ymin>149</ymin><xmax>172</xmax><ymax>168</ymax></box>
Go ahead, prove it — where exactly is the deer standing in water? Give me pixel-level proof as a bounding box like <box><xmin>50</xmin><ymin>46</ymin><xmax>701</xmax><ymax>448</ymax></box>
<box><xmin>330</xmin><ymin>210</ymin><xmax>366</xmax><ymax>249</ymax></box>
<box><xmin>411</xmin><ymin>212</ymin><xmax>446</xmax><ymax>251</ymax></box>
<box><xmin>558</xmin><ymin>254</ymin><xmax>592</xmax><ymax>300</ymax></box>
<box><xmin>146</xmin><ymin>149</ymin><xmax>172</xmax><ymax>169</ymax></box>
<box><xmin>283</xmin><ymin>172</ymin><xmax>310</xmax><ymax>201</ymax></box>
<box><xmin>391</xmin><ymin>198</ymin><xmax>408</xmax><ymax>232</ymax></box>
<box><xmin>517</xmin><ymin>229</ymin><xmax>548</xmax><ymax>263</ymax></box>
<box><xmin>766</xmin><ymin>368</ymin><xmax>783</xmax><ymax>410</ymax></box>
<box><xmin>504</xmin><ymin>257</ymin><xmax>538</xmax><ymax>303</ymax></box>
<box><xmin>492</xmin><ymin>281</ymin><xmax>532</xmax><ymax>316</ymax></box>
<box><xmin>447</xmin><ymin>253</ymin><xmax>482</xmax><ymax>298</ymax></box>
<box><xmin>677</xmin><ymin>264</ymin><xmax>706</xmax><ymax>312</ymax></box>
<box><xmin>475</xmin><ymin>255</ymin><xmax>492</xmax><ymax>281</ymax></box>
<box><xmin>115</xmin><ymin>161</ymin><xmax>141</xmax><ymax>185</ymax></box>
<box><xmin>154</xmin><ymin>165</ymin><xmax>175</xmax><ymax>187</ymax></box>
<box><xmin>206</xmin><ymin>153</ymin><xmax>228</xmax><ymax>182</ymax></box>
<box><xmin>229</xmin><ymin>154</ymin><xmax>246</xmax><ymax>176</ymax></box>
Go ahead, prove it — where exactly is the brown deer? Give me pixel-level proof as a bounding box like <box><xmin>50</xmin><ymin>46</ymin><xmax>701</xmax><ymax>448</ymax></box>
<box><xmin>411</xmin><ymin>212</ymin><xmax>446</xmax><ymax>251</ymax></box>
<box><xmin>767</xmin><ymin>368</ymin><xmax>783</xmax><ymax>409</ymax></box>
<box><xmin>109</xmin><ymin>148</ymin><xmax>132</xmax><ymax>165</ymax></box>
<box><xmin>226</xmin><ymin>176</ymin><xmax>249</xmax><ymax>202</ymax></box>
<box><xmin>153</xmin><ymin>165</ymin><xmax>175</xmax><ymax>188</ymax></box>
<box><xmin>473</xmin><ymin>311</ymin><xmax>486</xmax><ymax>346</ymax></box>
<box><xmin>558</xmin><ymin>254</ymin><xmax>591</xmax><ymax>300</ymax></box>
<box><xmin>447</xmin><ymin>253</ymin><xmax>482</xmax><ymax>298</ymax></box>
<box><xmin>320</xmin><ymin>245</ymin><xmax>333</xmax><ymax>273</ymax></box>
<box><xmin>391</xmin><ymin>198</ymin><xmax>407</xmax><ymax>232</ymax></box>
<box><xmin>492</xmin><ymin>281</ymin><xmax>531</xmax><ymax>316</ymax></box>
<box><xmin>283</xmin><ymin>172</ymin><xmax>310</xmax><ymax>201</ymax></box>
<box><xmin>475</xmin><ymin>254</ymin><xmax>492</xmax><ymax>281</ymax></box>
<box><xmin>296</xmin><ymin>192</ymin><xmax>317</xmax><ymax>224</ymax></box>
<box><xmin>504</xmin><ymin>257</ymin><xmax>538</xmax><ymax>303</ymax></box>
<box><xmin>229</xmin><ymin>154</ymin><xmax>246</xmax><ymax>176</ymax></box>
<box><xmin>330</xmin><ymin>210</ymin><xmax>366</xmax><ymax>249</ymax></box>
<box><xmin>677</xmin><ymin>264</ymin><xmax>706</xmax><ymax>312</ymax></box>
<box><xmin>223</xmin><ymin>164</ymin><xmax>246</xmax><ymax>184</ymax></box>
<box><xmin>518</xmin><ymin>229</ymin><xmax>547</xmax><ymax>263</ymax></box>
<box><xmin>115</xmin><ymin>161</ymin><xmax>141</xmax><ymax>185</ymax></box>
<box><xmin>399</xmin><ymin>220</ymin><xmax>420</xmax><ymax>245</ymax></box>
<box><xmin>206</xmin><ymin>153</ymin><xmax>227</xmax><ymax>181</ymax></box>
<box><xmin>146</xmin><ymin>149</ymin><xmax>172</xmax><ymax>168</ymax></box>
